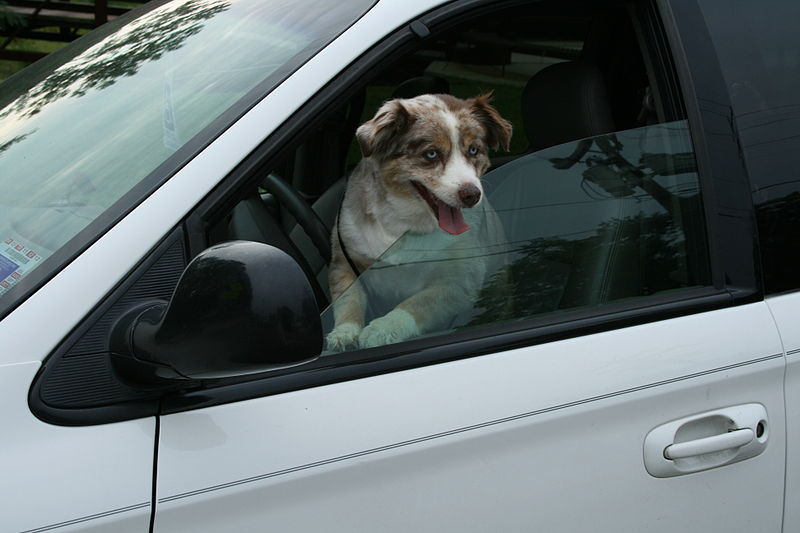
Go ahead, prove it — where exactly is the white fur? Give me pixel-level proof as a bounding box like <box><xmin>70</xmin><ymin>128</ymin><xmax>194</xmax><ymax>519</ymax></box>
<box><xmin>358</xmin><ymin>309</ymin><xmax>420</xmax><ymax>348</ymax></box>
<box><xmin>438</xmin><ymin>150</ymin><xmax>483</xmax><ymax>207</ymax></box>
<box><xmin>326</xmin><ymin>322</ymin><xmax>362</xmax><ymax>352</ymax></box>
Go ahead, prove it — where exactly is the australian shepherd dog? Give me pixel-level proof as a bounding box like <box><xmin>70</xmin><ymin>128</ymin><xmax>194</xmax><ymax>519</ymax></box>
<box><xmin>326</xmin><ymin>93</ymin><xmax>512</xmax><ymax>351</ymax></box>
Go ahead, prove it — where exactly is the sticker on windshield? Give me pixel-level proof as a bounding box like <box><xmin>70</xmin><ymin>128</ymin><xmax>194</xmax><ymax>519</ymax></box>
<box><xmin>0</xmin><ymin>237</ymin><xmax>43</xmax><ymax>296</ymax></box>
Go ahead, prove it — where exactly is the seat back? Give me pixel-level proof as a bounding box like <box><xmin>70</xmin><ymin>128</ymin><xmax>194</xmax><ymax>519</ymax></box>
<box><xmin>522</xmin><ymin>61</ymin><xmax>615</xmax><ymax>152</ymax></box>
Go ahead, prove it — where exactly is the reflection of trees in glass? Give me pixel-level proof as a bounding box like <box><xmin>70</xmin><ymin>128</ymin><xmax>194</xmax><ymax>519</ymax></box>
<box><xmin>466</xmin><ymin>212</ymin><xmax>686</xmax><ymax>326</ymax></box>
<box><xmin>0</xmin><ymin>131</ymin><xmax>34</xmax><ymax>154</ymax></box>
<box><xmin>2</xmin><ymin>0</ymin><xmax>230</xmax><ymax>119</ymax></box>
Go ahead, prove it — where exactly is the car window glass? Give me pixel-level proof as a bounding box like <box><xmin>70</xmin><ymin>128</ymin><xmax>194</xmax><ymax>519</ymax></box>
<box><xmin>0</xmin><ymin>0</ymin><xmax>373</xmax><ymax>312</ymax></box>
<box><xmin>320</xmin><ymin>120</ymin><xmax>709</xmax><ymax>350</ymax></box>
<box><xmin>697</xmin><ymin>0</ymin><xmax>800</xmax><ymax>293</ymax></box>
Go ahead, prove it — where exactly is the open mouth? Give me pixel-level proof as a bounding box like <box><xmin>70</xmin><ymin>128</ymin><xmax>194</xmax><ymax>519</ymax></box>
<box><xmin>411</xmin><ymin>181</ymin><xmax>470</xmax><ymax>235</ymax></box>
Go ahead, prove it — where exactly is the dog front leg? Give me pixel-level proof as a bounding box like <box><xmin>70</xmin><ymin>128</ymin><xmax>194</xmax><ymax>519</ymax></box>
<box><xmin>326</xmin><ymin>265</ymin><xmax>367</xmax><ymax>351</ymax></box>
<box><xmin>359</xmin><ymin>285</ymin><xmax>471</xmax><ymax>348</ymax></box>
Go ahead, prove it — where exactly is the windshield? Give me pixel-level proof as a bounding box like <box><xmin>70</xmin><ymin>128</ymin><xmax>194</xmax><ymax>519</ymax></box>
<box><xmin>0</xmin><ymin>0</ymin><xmax>374</xmax><ymax>315</ymax></box>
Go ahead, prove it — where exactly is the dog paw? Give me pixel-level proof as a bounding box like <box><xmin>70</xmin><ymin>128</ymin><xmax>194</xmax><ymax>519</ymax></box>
<box><xmin>326</xmin><ymin>322</ymin><xmax>362</xmax><ymax>352</ymax></box>
<box><xmin>358</xmin><ymin>309</ymin><xmax>420</xmax><ymax>348</ymax></box>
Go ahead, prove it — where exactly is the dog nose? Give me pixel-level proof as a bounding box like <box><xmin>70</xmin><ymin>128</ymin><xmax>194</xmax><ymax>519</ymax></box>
<box><xmin>458</xmin><ymin>184</ymin><xmax>481</xmax><ymax>207</ymax></box>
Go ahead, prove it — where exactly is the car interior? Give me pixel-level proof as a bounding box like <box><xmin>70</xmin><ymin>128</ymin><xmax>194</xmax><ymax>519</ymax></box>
<box><xmin>204</xmin><ymin>0</ymin><xmax>707</xmax><ymax>345</ymax></box>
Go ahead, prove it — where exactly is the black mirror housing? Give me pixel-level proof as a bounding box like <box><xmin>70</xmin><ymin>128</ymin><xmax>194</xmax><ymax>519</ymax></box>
<box><xmin>111</xmin><ymin>241</ymin><xmax>321</xmax><ymax>383</ymax></box>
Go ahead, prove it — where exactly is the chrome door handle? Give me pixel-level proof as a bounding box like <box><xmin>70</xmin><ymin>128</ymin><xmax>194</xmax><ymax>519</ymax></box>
<box><xmin>663</xmin><ymin>428</ymin><xmax>754</xmax><ymax>460</ymax></box>
<box><xmin>644</xmin><ymin>403</ymin><xmax>768</xmax><ymax>478</ymax></box>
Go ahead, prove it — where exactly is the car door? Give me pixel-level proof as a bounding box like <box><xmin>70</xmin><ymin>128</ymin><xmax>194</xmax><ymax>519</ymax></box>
<box><xmin>151</xmin><ymin>1</ymin><xmax>787</xmax><ymax>531</ymax></box>
<box><xmin>153</xmin><ymin>306</ymin><xmax>784</xmax><ymax>532</ymax></box>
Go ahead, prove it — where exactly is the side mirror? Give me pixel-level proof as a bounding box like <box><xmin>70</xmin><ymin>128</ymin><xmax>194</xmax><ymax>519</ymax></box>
<box><xmin>110</xmin><ymin>241</ymin><xmax>321</xmax><ymax>384</ymax></box>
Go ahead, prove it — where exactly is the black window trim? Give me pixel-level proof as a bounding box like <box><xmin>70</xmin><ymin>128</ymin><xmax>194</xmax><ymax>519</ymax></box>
<box><xmin>657</xmin><ymin>0</ymin><xmax>762</xmax><ymax>300</ymax></box>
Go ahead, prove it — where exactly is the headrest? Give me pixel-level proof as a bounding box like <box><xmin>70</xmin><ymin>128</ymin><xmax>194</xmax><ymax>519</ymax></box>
<box><xmin>522</xmin><ymin>61</ymin><xmax>615</xmax><ymax>152</ymax></box>
<box><xmin>392</xmin><ymin>75</ymin><xmax>451</xmax><ymax>99</ymax></box>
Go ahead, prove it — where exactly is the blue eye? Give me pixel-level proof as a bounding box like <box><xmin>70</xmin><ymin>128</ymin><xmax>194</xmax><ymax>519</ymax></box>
<box><xmin>425</xmin><ymin>150</ymin><xmax>438</xmax><ymax>159</ymax></box>
<box><xmin>468</xmin><ymin>146</ymin><xmax>479</xmax><ymax>156</ymax></box>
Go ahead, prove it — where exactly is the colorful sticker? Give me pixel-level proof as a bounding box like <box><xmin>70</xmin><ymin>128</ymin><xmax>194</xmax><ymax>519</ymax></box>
<box><xmin>0</xmin><ymin>237</ymin><xmax>43</xmax><ymax>297</ymax></box>
<box><xmin>0</xmin><ymin>254</ymin><xmax>17</xmax><ymax>279</ymax></box>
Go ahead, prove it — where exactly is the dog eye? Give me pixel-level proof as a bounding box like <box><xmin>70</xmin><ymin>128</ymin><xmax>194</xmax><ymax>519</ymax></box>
<box><xmin>424</xmin><ymin>150</ymin><xmax>439</xmax><ymax>160</ymax></box>
<box><xmin>468</xmin><ymin>146</ymin><xmax>479</xmax><ymax>156</ymax></box>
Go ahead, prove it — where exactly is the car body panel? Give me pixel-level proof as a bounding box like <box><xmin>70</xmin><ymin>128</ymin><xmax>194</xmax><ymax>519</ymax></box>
<box><xmin>766</xmin><ymin>292</ymin><xmax>800</xmax><ymax>532</ymax></box>
<box><xmin>0</xmin><ymin>362</ymin><xmax>154</xmax><ymax>533</ymax></box>
<box><xmin>155</xmin><ymin>303</ymin><xmax>785</xmax><ymax>532</ymax></box>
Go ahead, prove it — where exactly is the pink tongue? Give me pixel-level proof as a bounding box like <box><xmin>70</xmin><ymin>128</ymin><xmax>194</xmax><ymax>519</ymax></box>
<box><xmin>436</xmin><ymin>199</ymin><xmax>470</xmax><ymax>235</ymax></box>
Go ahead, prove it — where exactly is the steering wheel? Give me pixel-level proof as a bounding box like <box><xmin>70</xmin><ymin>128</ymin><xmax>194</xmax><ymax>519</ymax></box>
<box><xmin>261</xmin><ymin>173</ymin><xmax>332</xmax><ymax>264</ymax></box>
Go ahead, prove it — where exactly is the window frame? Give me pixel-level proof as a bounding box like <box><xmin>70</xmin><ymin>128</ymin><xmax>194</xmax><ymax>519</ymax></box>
<box><xmin>659</xmin><ymin>0</ymin><xmax>761</xmax><ymax>299</ymax></box>
<box><xmin>167</xmin><ymin>0</ymin><xmax>758</xmax><ymax>415</ymax></box>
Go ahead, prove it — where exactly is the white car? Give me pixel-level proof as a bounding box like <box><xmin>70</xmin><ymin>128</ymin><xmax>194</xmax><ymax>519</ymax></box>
<box><xmin>1</xmin><ymin>0</ymin><xmax>799</xmax><ymax>531</ymax></box>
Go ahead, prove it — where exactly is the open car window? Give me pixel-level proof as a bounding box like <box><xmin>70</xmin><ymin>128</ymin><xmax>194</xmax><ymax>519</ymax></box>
<box><xmin>320</xmin><ymin>120</ymin><xmax>709</xmax><ymax>351</ymax></box>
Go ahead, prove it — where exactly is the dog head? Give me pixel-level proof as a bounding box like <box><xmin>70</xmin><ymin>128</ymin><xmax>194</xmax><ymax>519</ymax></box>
<box><xmin>355</xmin><ymin>93</ymin><xmax>512</xmax><ymax>235</ymax></box>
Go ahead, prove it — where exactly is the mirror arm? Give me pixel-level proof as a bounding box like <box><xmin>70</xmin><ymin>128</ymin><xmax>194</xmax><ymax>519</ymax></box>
<box><xmin>110</xmin><ymin>302</ymin><xmax>196</xmax><ymax>386</ymax></box>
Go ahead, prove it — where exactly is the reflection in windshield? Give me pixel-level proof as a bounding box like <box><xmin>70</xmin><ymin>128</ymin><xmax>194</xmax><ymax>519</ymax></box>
<box><xmin>321</xmin><ymin>121</ymin><xmax>709</xmax><ymax>351</ymax></box>
<box><xmin>0</xmin><ymin>131</ymin><xmax>33</xmax><ymax>155</ymax></box>
<box><xmin>0</xmin><ymin>0</ymin><xmax>374</xmax><ymax>307</ymax></box>
<box><xmin>1</xmin><ymin>0</ymin><xmax>230</xmax><ymax>120</ymax></box>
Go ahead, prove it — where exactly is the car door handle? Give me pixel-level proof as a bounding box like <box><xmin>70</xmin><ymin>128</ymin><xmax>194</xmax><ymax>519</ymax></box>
<box><xmin>663</xmin><ymin>428</ymin><xmax>754</xmax><ymax>460</ymax></box>
<box><xmin>644</xmin><ymin>403</ymin><xmax>768</xmax><ymax>478</ymax></box>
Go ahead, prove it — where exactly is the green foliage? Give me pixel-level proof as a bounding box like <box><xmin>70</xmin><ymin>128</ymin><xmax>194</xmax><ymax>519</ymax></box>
<box><xmin>0</xmin><ymin>1</ymin><xmax>25</xmax><ymax>32</ymax></box>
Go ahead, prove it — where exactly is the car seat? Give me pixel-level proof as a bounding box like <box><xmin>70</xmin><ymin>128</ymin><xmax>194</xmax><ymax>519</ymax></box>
<box><xmin>521</xmin><ymin>61</ymin><xmax>616</xmax><ymax>152</ymax></box>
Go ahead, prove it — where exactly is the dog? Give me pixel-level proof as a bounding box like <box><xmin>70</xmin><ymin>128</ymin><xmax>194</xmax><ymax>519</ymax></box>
<box><xmin>326</xmin><ymin>93</ymin><xmax>512</xmax><ymax>351</ymax></box>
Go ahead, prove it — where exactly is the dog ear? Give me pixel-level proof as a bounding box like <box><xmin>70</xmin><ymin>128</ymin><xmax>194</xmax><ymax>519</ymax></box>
<box><xmin>469</xmin><ymin>93</ymin><xmax>513</xmax><ymax>152</ymax></box>
<box><xmin>356</xmin><ymin>100</ymin><xmax>415</xmax><ymax>158</ymax></box>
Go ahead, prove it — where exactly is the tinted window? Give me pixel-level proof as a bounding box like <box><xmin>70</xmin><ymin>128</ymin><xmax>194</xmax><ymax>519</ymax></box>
<box><xmin>698</xmin><ymin>0</ymin><xmax>800</xmax><ymax>293</ymax></box>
